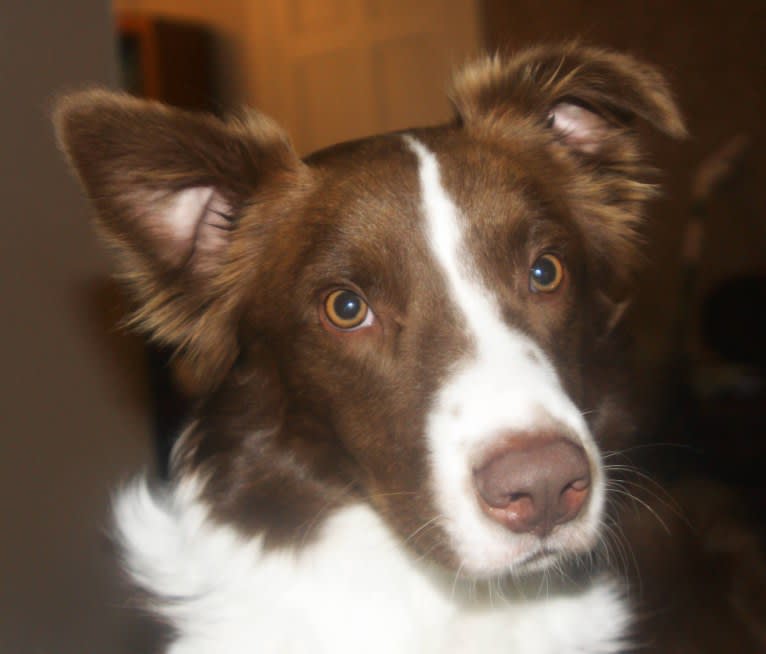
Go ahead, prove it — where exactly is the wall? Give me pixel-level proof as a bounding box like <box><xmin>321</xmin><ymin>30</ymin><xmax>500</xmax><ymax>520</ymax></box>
<box><xmin>113</xmin><ymin>0</ymin><xmax>249</xmax><ymax>108</ymax></box>
<box><xmin>0</xmin><ymin>2</ymin><xmax>155</xmax><ymax>652</ymax></box>
<box><xmin>112</xmin><ymin>0</ymin><xmax>481</xmax><ymax>154</ymax></box>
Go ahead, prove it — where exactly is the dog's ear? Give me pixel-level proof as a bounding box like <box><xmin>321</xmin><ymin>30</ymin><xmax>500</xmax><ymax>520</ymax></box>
<box><xmin>54</xmin><ymin>90</ymin><xmax>303</xmax><ymax>387</ymax></box>
<box><xmin>452</xmin><ymin>44</ymin><xmax>686</xmax><ymax>302</ymax></box>
<box><xmin>451</xmin><ymin>43</ymin><xmax>686</xmax><ymax>154</ymax></box>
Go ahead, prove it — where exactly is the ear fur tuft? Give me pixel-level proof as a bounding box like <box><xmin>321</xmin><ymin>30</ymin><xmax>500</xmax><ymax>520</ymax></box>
<box><xmin>54</xmin><ymin>89</ymin><xmax>303</xmax><ymax>389</ymax></box>
<box><xmin>451</xmin><ymin>44</ymin><xmax>686</xmax><ymax>300</ymax></box>
<box><xmin>450</xmin><ymin>42</ymin><xmax>687</xmax><ymax>141</ymax></box>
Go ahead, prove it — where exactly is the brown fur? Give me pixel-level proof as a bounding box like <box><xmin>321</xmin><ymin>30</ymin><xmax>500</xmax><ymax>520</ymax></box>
<box><xmin>451</xmin><ymin>42</ymin><xmax>687</xmax><ymax>300</ymax></box>
<box><xmin>617</xmin><ymin>480</ymin><xmax>766</xmax><ymax>652</ymax></box>
<box><xmin>55</xmin><ymin>90</ymin><xmax>305</xmax><ymax>391</ymax></box>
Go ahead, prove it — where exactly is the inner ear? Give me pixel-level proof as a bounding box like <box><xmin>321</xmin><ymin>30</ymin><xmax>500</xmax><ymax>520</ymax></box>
<box><xmin>151</xmin><ymin>186</ymin><xmax>235</xmax><ymax>271</ymax></box>
<box><xmin>55</xmin><ymin>89</ymin><xmax>305</xmax><ymax>390</ymax></box>
<box><xmin>547</xmin><ymin>101</ymin><xmax>618</xmax><ymax>155</ymax></box>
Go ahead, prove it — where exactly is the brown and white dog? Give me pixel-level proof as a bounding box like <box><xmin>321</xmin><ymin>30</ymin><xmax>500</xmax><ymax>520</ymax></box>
<box><xmin>56</xmin><ymin>44</ymin><xmax>691</xmax><ymax>653</ymax></box>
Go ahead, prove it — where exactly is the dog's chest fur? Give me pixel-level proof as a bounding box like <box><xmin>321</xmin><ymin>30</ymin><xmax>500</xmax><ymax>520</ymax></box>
<box><xmin>117</xmin><ymin>481</ymin><xmax>629</xmax><ymax>654</ymax></box>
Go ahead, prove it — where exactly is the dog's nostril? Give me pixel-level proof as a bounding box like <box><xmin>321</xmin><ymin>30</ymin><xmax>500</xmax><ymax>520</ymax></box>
<box><xmin>473</xmin><ymin>435</ymin><xmax>591</xmax><ymax>537</ymax></box>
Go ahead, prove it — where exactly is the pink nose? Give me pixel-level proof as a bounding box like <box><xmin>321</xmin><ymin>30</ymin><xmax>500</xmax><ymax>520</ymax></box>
<box><xmin>473</xmin><ymin>435</ymin><xmax>591</xmax><ymax>537</ymax></box>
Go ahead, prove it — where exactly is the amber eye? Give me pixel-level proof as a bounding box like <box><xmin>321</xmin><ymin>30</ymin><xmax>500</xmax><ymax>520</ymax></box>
<box><xmin>529</xmin><ymin>254</ymin><xmax>564</xmax><ymax>293</ymax></box>
<box><xmin>323</xmin><ymin>289</ymin><xmax>370</xmax><ymax>330</ymax></box>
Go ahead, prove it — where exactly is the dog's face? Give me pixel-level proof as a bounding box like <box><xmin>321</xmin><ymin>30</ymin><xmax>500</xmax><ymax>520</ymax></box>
<box><xmin>56</xmin><ymin>44</ymin><xmax>683</xmax><ymax>578</ymax></box>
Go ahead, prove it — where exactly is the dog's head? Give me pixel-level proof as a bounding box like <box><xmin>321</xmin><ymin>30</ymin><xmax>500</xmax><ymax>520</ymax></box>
<box><xmin>56</xmin><ymin>44</ymin><xmax>684</xmax><ymax>578</ymax></box>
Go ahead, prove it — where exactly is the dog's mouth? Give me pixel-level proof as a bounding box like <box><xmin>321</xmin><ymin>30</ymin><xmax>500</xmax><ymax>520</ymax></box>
<box><xmin>431</xmin><ymin>507</ymin><xmax>601</xmax><ymax>579</ymax></box>
<box><xmin>512</xmin><ymin>545</ymin><xmax>566</xmax><ymax>573</ymax></box>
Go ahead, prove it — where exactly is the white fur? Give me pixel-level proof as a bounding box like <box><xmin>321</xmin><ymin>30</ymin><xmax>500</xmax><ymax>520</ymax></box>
<box><xmin>115</xmin><ymin>478</ymin><xmax>630</xmax><ymax>654</ymax></box>
<box><xmin>405</xmin><ymin>136</ymin><xmax>606</xmax><ymax>576</ymax></box>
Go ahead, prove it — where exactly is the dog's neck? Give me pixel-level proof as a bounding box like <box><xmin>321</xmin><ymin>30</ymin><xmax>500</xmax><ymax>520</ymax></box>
<box><xmin>115</xmin><ymin>477</ymin><xmax>630</xmax><ymax>654</ymax></box>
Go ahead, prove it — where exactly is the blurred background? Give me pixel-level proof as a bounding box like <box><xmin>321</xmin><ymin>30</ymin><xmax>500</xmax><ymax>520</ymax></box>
<box><xmin>1</xmin><ymin>1</ymin><xmax>764</xmax><ymax>652</ymax></box>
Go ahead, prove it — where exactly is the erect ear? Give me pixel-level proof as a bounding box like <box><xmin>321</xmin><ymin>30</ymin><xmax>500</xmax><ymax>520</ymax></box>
<box><xmin>451</xmin><ymin>44</ymin><xmax>687</xmax><ymax>300</ymax></box>
<box><xmin>451</xmin><ymin>42</ymin><xmax>686</xmax><ymax>154</ymax></box>
<box><xmin>54</xmin><ymin>90</ymin><xmax>303</xmax><ymax>388</ymax></box>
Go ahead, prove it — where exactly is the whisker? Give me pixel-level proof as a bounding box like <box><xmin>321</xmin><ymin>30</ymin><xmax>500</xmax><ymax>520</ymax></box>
<box><xmin>599</xmin><ymin>516</ymin><xmax>641</xmax><ymax>592</ymax></box>
<box><xmin>608</xmin><ymin>487</ymin><xmax>671</xmax><ymax>535</ymax></box>
<box><xmin>404</xmin><ymin>515</ymin><xmax>443</xmax><ymax>547</ymax></box>
<box><xmin>601</xmin><ymin>441</ymin><xmax>698</xmax><ymax>460</ymax></box>
<box><xmin>451</xmin><ymin>562</ymin><xmax>466</xmax><ymax>602</ymax></box>
<box><xmin>604</xmin><ymin>463</ymin><xmax>690</xmax><ymax>527</ymax></box>
<box><xmin>365</xmin><ymin>490</ymin><xmax>419</xmax><ymax>500</ymax></box>
<box><xmin>298</xmin><ymin>481</ymin><xmax>357</xmax><ymax>547</ymax></box>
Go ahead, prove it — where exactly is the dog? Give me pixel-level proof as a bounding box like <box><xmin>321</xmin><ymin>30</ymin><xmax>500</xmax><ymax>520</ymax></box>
<box><xmin>55</xmin><ymin>43</ymin><xmax>717</xmax><ymax>653</ymax></box>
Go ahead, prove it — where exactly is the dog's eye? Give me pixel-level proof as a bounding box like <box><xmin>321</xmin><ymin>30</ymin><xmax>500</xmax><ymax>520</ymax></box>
<box><xmin>529</xmin><ymin>254</ymin><xmax>564</xmax><ymax>293</ymax></box>
<box><xmin>323</xmin><ymin>289</ymin><xmax>372</xmax><ymax>330</ymax></box>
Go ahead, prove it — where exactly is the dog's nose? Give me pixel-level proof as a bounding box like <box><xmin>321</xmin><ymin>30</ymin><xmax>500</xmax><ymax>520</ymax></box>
<box><xmin>473</xmin><ymin>435</ymin><xmax>590</xmax><ymax>537</ymax></box>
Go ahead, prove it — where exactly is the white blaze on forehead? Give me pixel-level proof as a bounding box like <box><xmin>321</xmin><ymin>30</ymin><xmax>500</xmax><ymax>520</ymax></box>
<box><xmin>404</xmin><ymin>135</ymin><xmax>569</xmax><ymax>424</ymax></box>
<box><xmin>404</xmin><ymin>136</ymin><xmax>489</xmax><ymax>343</ymax></box>
<box><xmin>404</xmin><ymin>136</ymin><xmax>517</xmax><ymax>362</ymax></box>
<box><xmin>404</xmin><ymin>135</ymin><xmax>604</xmax><ymax>574</ymax></box>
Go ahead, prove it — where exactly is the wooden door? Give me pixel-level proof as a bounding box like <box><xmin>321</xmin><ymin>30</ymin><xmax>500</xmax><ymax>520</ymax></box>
<box><xmin>242</xmin><ymin>0</ymin><xmax>481</xmax><ymax>154</ymax></box>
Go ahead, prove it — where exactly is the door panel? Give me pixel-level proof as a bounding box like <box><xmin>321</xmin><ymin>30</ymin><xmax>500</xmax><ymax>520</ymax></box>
<box><xmin>246</xmin><ymin>0</ymin><xmax>481</xmax><ymax>154</ymax></box>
